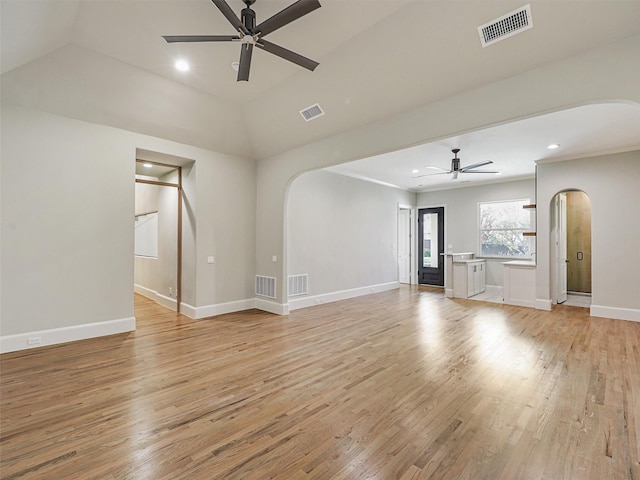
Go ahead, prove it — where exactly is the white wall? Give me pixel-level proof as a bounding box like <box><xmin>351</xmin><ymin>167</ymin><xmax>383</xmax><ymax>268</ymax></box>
<box><xmin>1</xmin><ymin>105</ymin><xmax>135</xmax><ymax>343</ymax></box>
<box><xmin>0</xmin><ymin>104</ymin><xmax>256</xmax><ymax>351</ymax></box>
<box><xmin>417</xmin><ymin>179</ymin><xmax>535</xmax><ymax>287</ymax></box>
<box><xmin>536</xmin><ymin>151</ymin><xmax>640</xmax><ymax>321</ymax></box>
<box><xmin>287</xmin><ymin>170</ymin><xmax>415</xmax><ymax>303</ymax></box>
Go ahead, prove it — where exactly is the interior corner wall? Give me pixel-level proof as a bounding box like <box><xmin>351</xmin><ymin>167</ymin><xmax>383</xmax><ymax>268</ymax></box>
<box><xmin>417</xmin><ymin>179</ymin><xmax>535</xmax><ymax>287</ymax></box>
<box><xmin>1</xmin><ymin>104</ymin><xmax>256</xmax><ymax>351</ymax></box>
<box><xmin>536</xmin><ymin>151</ymin><xmax>640</xmax><ymax>319</ymax></box>
<box><xmin>287</xmin><ymin>170</ymin><xmax>415</xmax><ymax>301</ymax></box>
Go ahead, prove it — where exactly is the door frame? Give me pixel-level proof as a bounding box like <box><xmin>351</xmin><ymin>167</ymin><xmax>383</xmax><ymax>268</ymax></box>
<box><xmin>416</xmin><ymin>204</ymin><xmax>447</xmax><ymax>287</ymax></box>
<box><xmin>135</xmin><ymin>160</ymin><xmax>183</xmax><ymax>312</ymax></box>
<box><xmin>397</xmin><ymin>204</ymin><xmax>415</xmax><ymax>285</ymax></box>
<box><xmin>550</xmin><ymin>189</ymin><xmax>592</xmax><ymax>305</ymax></box>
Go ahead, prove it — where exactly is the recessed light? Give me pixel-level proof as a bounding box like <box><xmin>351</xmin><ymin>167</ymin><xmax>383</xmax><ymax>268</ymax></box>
<box><xmin>174</xmin><ymin>59</ymin><xmax>190</xmax><ymax>72</ymax></box>
<box><xmin>547</xmin><ymin>143</ymin><xmax>560</xmax><ymax>149</ymax></box>
<box><xmin>411</xmin><ymin>169</ymin><xmax>419</xmax><ymax>174</ymax></box>
<box><xmin>143</xmin><ymin>163</ymin><xmax>153</xmax><ymax>168</ymax></box>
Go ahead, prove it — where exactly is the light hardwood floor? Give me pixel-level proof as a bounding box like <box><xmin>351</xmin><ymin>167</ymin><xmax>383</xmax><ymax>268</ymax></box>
<box><xmin>1</xmin><ymin>286</ymin><xmax>639</xmax><ymax>479</ymax></box>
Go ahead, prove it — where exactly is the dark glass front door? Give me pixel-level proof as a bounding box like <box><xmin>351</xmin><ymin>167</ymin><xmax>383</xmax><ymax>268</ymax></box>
<box><xmin>418</xmin><ymin>207</ymin><xmax>444</xmax><ymax>286</ymax></box>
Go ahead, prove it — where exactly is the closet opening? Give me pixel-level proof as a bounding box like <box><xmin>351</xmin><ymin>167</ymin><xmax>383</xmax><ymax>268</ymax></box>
<box><xmin>135</xmin><ymin>160</ymin><xmax>183</xmax><ymax>313</ymax></box>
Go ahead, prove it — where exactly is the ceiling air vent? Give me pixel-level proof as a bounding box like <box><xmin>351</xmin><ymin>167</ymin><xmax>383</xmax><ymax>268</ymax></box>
<box><xmin>478</xmin><ymin>4</ymin><xmax>532</xmax><ymax>47</ymax></box>
<box><xmin>300</xmin><ymin>103</ymin><xmax>325</xmax><ymax>122</ymax></box>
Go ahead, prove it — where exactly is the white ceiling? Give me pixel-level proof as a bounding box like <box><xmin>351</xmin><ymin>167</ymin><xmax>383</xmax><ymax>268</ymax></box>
<box><xmin>2</xmin><ymin>0</ymin><xmax>640</xmax><ymax>181</ymax></box>
<box><xmin>326</xmin><ymin>102</ymin><xmax>640</xmax><ymax>192</ymax></box>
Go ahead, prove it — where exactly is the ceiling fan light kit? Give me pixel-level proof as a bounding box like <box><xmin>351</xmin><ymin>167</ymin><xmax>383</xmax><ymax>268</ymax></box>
<box><xmin>414</xmin><ymin>148</ymin><xmax>501</xmax><ymax>180</ymax></box>
<box><xmin>163</xmin><ymin>0</ymin><xmax>321</xmax><ymax>82</ymax></box>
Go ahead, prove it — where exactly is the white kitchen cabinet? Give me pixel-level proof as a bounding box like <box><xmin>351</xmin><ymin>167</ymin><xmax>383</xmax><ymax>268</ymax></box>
<box><xmin>453</xmin><ymin>260</ymin><xmax>486</xmax><ymax>298</ymax></box>
<box><xmin>503</xmin><ymin>260</ymin><xmax>536</xmax><ymax>308</ymax></box>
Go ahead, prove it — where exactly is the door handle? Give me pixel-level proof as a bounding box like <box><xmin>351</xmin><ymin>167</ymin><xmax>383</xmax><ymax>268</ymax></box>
<box><xmin>577</xmin><ymin>251</ymin><xmax>583</xmax><ymax>261</ymax></box>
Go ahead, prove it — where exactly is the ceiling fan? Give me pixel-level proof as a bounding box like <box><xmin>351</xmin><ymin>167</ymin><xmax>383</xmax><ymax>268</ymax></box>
<box><xmin>162</xmin><ymin>0</ymin><xmax>321</xmax><ymax>82</ymax></box>
<box><xmin>414</xmin><ymin>149</ymin><xmax>501</xmax><ymax>180</ymax></box>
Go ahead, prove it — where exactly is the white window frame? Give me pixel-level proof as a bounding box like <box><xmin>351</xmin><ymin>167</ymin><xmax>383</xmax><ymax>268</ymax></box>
<box><xmin>478</xmin><ymin>198</ymin><xmax>532</xmax><ymax>259</ymax></box>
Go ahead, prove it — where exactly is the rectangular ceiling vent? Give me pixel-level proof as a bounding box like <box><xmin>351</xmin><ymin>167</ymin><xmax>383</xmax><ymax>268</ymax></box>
<box><xmin>478</xmin><ymin>4</ymin><xmax>532</xmax><ymax>47</ymax></box>
<box><xmin>300</xmin><ymin>103</ymin><xmax>325</xmax><ymax>122</ymax></box>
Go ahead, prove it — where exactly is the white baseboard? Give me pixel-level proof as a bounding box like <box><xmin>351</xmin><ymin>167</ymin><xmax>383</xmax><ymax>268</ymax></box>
<box><xmin>288</xmin><ymin>281</ymin><xmax>399</xmax><ymax>311</ymax></box>
<box><xmin>255</xmin><ymin>297</ymin><xmax>289</xmax><ymax>315</ymax></box>
<box><xmin>0</xmin><ymin>317</ymin><xmax>136</xmax><ymax>354</ymax></box>
<box><xmin>189</xmin><ymin>299</ymin><xmax>258</xmax><ymax>319</ymax></box>
<box><xmin>181</xmin><ymin>298</ymin><xmax>287</xmax><ymax>318</ymax></box>
<box><xmin>536</xmin><ymin>298</ymin><xmax>553</xmax><ymax>311</ymax></box>
<box><xmin>591</xmin><ymin>305</ymin><xmax>640</xmax><ymax>323</ymax></box>
<box><xmin>134</xmin><ymin>284</ymin><xmax>177</xmax><ymax>311</ymax></box>
<box><xmin>445</xmin><ymin>288</ymin><xmax>454</xmax><ymax>298</ymax></box>
<box><xmin>179</xmin><ymin>302</ymin><xmax>198</xmax><ymax>319</ymax></box>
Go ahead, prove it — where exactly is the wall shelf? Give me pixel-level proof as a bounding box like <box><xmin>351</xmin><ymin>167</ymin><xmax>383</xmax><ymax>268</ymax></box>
<box><xmin>523</xmin><ymin>204</ymin><xmax>536</xmax><ymax>209</ymax></box>
<box><xmin>523</xmin><ymin>232</ymin><xmax>537</xmax><ymax>237</ymax></box>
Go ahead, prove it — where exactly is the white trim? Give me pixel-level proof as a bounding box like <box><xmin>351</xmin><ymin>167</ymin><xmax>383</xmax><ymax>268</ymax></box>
<box><xmin>505</xmin><ymin>298</ymin><xmax>536</xmax><ymax>309</ymax></box>
<box><xmin>0</xmin><ymin>317</ymin><xmax>136</xmax><ymax>354</ymax></box>
<box><xmin>445</xmin><ymin>288</ymin><xmax>454</xmax><ymax>298</ymax></box>
<box><xmin>255</xmin><ymin>298</ymin><xmax>289</xmax><ymax>315</ymax></box>
<box><xmin>590</xmin><ymin>305</ymin><xmax>640</xmax><ymax>323</ymax></box>
<box><xmin>189</xmin><ymin>299</ymin><xmax>257</xmax><ymax>319</ymax></box>
<box><xmin>179</xmin><ymin>298</ymin><xmax>287</xmax><ymax>319</ymax></box>
<box><xmin>134</xmin><ymin>284</ymin><xmax>177</xmax><ymax>311</ymax></box>
<box><xmin>288</xmin><ymin>282</ymin><xmax>399</xmax><ymax>311</ymax></box>
<box><xmin>535</xmin><ymin>298</ymin><xmax>553</xmax><ymax>311</ymax></box>
<box><xmin>179</xmin><ymin>302</ymin><xmax>198</xmax><ymax>319</ymax></box>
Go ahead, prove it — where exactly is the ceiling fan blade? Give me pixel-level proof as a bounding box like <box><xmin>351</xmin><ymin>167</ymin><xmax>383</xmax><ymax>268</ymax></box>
<box><xmin>254</xmin><ymin>0</ymin><xmax>321</xmax><ymax>37</ymax></box>
<box><xmin>237</xmin><ymin>43</ymin><xmax>253</xmax><ymax>81</ymax></box>
<box><xmin>256</xmin><ymin>39</ymin><xmax>318</xmax><ymax>71</ymax></box>
<box><xmin>163</xmin><ymin>35</ymin><xmax>240</xmax><ymax>43</ymax></box>
<box><xmin>412</xmin><ymin>171</ymin><xmax>452</xmax><ymax>178</ymax></box>
<box><xmin>461</xmin><ymin>170</ymin><xmax>501</xmax><ymax>174</ymax></box>
<box><xmin>211</xmin><ymin>0</ymin><xmax>249</xmax><ymax>35</ymax></box>
<box><xmin>460</xmin><ymin>160</ymin><xmax>493</xmax><ymax>171</ymax></box>
<box><xmin>452</xmin><ymin>171</ymin><xmax>459</xmax><ymax>180</ymax></box>
<box><xmin>424</xmin><ymin>165</ymin><xmax>452</xmax><ymax>173</ymax></box>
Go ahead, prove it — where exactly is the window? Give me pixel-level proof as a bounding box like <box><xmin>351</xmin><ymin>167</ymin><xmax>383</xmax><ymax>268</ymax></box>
<box><xmin>479</xmin><ymin>199</ymin><xmax>531</xmax><ymax>257</ymax></box>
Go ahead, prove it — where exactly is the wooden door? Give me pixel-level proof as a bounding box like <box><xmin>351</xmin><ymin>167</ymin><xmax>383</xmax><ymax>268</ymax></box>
<box><xmin>566</xmin><ymin>191</ymin><xmax>592</xmax><ymax>293</ymax></box>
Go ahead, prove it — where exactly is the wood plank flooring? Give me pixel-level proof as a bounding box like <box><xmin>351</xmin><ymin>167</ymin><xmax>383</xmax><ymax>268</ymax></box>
<box><xmin>1</xmin><ymin>286</ymin><xmax>639</xmax><ymax>479</ymax></box>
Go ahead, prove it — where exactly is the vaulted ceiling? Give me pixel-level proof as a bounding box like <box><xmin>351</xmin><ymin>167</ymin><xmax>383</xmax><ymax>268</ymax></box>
<box><xmin>2</xmin><ymin>0</ymin><xmax>640</xmax><ymax>186</ymax></box>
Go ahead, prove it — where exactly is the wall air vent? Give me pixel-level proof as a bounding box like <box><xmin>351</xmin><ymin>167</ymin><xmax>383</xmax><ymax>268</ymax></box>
<box><xmin>300</xmin><ymin>103</ymin><xmax>325</xmax><ymax>122</ymax></box>
<box><xmin>288</xmin><ymin>274</ymin><xmax>309</xmax><ymax>296</ymax></box>
<box><xmin>256</xmin><ymin>275</ymin><xmax>276</xmax><ymax>299</ymax></box>
<box><xmin>478</xmin><ymin>4</ymin><xmax>532</xmax><ymax>47</ymax></box>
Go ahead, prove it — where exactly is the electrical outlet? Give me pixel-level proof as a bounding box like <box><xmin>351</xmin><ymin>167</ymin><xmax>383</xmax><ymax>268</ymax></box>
<box><xmin>27</xmin><ymin>337</ymin><xmax>42</xmax><ymax>345</ymax></box>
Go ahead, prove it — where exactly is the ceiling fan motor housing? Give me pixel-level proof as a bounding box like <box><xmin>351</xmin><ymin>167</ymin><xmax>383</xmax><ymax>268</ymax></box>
<box><xmin>451</xmin><ymin>148</ymin><xmax>461</xmax><ymax>171</ymax></box>
<box><xmin>242</xmin><ymin>6</ymin><xmax>256</xmax><ymax>31</ymax></box>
